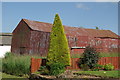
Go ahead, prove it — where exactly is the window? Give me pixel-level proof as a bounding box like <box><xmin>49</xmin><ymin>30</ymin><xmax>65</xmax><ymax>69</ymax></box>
<box><xmin>20</xmin><ymin>47</ymin><xmax>26</xmax><ymax>55</ymax></box>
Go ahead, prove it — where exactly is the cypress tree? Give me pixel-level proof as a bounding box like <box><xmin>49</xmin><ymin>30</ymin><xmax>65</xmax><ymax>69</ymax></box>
<box><xmin>47</xmin><ymin>14</ymin><xmax>71</xmax><ymax>66</ymax></box>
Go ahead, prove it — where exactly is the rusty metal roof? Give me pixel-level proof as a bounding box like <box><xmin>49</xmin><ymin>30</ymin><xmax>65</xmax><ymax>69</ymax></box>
<box><xmin>23</xmin><ymin>19</ymin><xmax>119</xmax><ymax>38</ymax></box>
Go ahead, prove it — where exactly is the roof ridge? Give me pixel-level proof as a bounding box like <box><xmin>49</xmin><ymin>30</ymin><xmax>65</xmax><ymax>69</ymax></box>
<box><xmin>22</xmin><ymin>18</ymin><xmax>53</xmax><ymax>25</ymax></box>
<box><xmin>22</xmin><ymin>19</ymin><xmax>111</xmax><ymax>31</ymax></box>
<box><xmin>20</xmin><ymin>19</ymin><xmax>118</xmax><ymax>38</ymax></box>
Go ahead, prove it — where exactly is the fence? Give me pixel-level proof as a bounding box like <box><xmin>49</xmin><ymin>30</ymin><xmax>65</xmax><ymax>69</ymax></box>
<box><xmin>98</xmin><ymin>57</ymin><xmax>120</xmax><ymax>69</ymax></box>
<box><xmin>30</xmin><ymin>57</ymin><xmax>120</xmax><ymax>73</ymax></box>
<box><xmin>30</xmin><ymin>58</ymin><xmax>42</xmax><ymax>73</ymax></box>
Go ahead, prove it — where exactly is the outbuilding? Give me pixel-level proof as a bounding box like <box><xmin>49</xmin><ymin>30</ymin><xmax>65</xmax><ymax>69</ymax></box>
<box><xmin>11</xmin><ymin>19</ymin><xmax>119</xmax><ymax>57</ymax></box>
<box><xmin>0</xmin><ymin>33</ymin><xmax>12</xmax><ymax>57</ymax></box>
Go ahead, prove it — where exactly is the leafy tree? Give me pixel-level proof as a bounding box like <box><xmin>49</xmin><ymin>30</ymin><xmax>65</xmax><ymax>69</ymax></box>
<box><xmin>79</xmin><ymin>46</ymin><xmax>100</xmax><ymax>69</ymax></box>
<box><xmin>47</xmin><ymin>14</ymin><xmax>71</xmax><ymax>66</ymax></box>
<box><xmin>95</xmin><ymin>26</ymin><xmax>99</xmax><ymax>29</ymax></box>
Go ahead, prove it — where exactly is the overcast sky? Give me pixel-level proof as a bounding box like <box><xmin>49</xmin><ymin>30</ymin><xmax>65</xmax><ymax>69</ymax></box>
<box><xmin>1</xmin><ymin>2</ymin><xmax>119</xmax><ymax>35</ymax></box>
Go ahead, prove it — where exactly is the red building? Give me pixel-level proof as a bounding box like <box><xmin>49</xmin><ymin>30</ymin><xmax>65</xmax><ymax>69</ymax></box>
<box><xmin>11</xmin><ymin>19</ymin><xmax>119</xmax><ymax>57</ymax></box>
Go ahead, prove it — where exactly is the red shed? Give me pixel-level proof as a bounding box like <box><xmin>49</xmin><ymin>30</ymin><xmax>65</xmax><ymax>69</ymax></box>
<box><xmin>11</xmin><ymin>19</ymin><xmax>120</xmax><ymax>57</ymax></box>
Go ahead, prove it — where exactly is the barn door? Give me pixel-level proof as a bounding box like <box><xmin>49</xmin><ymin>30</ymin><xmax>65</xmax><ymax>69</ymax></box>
<box><xmin>20</xmin><ymin>47</ymin><xmax>26</xmax><ymax>55</ymax></box>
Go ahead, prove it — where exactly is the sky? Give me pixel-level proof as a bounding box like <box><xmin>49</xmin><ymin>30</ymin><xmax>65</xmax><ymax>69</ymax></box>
<box><xmin>1</xmin><ymin>0</ymin><xmax>120</xmax><ymax>2</ymax></box>
<box><xmin>1</xmin><ymin>2</ymin><xmax>119</xmax><ymax>34</ymax></box>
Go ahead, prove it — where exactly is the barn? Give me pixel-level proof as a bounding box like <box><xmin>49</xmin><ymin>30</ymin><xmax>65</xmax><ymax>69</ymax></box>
<box><xmin>11</xmin><ymin>19</ymin><xmax>119</xmax><ymax>57</ymax></box>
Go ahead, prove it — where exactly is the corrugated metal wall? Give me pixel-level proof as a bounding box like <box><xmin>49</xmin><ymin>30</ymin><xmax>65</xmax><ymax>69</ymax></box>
<box><xmin>11</xmin><ymin>20</ymin><xmax>31</xmax><ymax>54</ymax></box>
<box><xmin>89</xmin><ymin>37</ymin><xmax>119</xmax><ymax>53</ymax></box>
<box><xmin>12</xmin><ymin>20</ymin><xmax>119</xmax><ymax>56</ymax></box>
<box><xmin>29</xmin><ymin>31</ymin><xmax>50</xmax><ymax>57</ymax></box>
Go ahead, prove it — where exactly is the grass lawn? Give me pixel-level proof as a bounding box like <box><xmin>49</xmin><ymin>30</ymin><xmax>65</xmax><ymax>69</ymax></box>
<box><xmin>2</xmin><ymin>73</ymin><xmax>23</xmax><ymax>78</ymax></box>
<box><xmin>74</xmin><ymin>71</ymin><xmax>120</xmax><ymax>78</ymax></box>
<box><xmin>100</xmin><ymin>52</ymin><xmax>119</xmax><ymax>57</ymax></box>
<box><xmin>71</xmin><ymin>52</ymin><xmax>119</xmax><ymax>58</ymax></box>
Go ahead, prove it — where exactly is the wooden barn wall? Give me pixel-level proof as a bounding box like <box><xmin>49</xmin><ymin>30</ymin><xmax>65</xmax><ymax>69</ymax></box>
<box><xmin>11</xmin><ymin>20</ymin><xmax>31</xmax><ymax>54</ymax></box>
<box><xmin>29</xmin><ymin>31</ymin><xmax>50</xmax><ymax>56</ymax></box>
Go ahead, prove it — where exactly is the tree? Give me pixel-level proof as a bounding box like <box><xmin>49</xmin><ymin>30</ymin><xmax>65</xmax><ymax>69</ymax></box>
<box><xmin>95</xmin><ymin>26</ymin><xmax>99</xmax><ymax>30</ymax></box>
<box><xmin>47</xmin><ymin>14</ymin><xmax>71</xmax><ymax>66</ymax></box>
<box><xmin>79</xmin><ymin>46</ymin><xmax>100</xmax><ymax>69</ymax></box>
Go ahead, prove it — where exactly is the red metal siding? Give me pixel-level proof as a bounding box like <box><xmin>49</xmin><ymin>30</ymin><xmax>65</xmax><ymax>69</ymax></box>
<box><xmin>11</xmin><ymin>20</ymin><xmax>31</xmax><ymax>54</ymax></box>
<box><xmin>29</xmin><ymin>31</ymin><xmax>50</xmax><ymax>57</ymax></box>
<box><xmin>89</xmin><ymin>38</ymin><xmax>119</xmax><ymax>53</ymax></box>
<box><xmin>12</xmin><ymin>19</ymin><xmax>120</xmax><ymax>56</ymax></box>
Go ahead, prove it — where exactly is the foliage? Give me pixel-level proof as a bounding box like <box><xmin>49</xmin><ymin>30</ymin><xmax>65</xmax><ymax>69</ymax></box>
<box><xmin>104</xmin><ymin>63</ymin><xmax>114</xmax><ymax>71</ymax></box>
<box><xmin>2</xmin><ymin>72</ymin><xmax>29</xmax><ymax>79</ymax></box>
<box><xmin>80</xmin><ymin>64</ymin><xmax>90</xmax><ymax>71</ymax></box>
<box><xmin>4</xmin><ymin>52</ymin><xmax>14</xmax><ymax>58</ymax></box>
<box><xmin>79</xmin><ymin>46</ymin><xmax>100</xmax><ymax>70</ymax></box>
<box><xmin>100</xmin><ymin>52</ymin><xmax>119</xmax><ymax>57</ymax></box>
<box><xmin>95</xmin><ymin>26</ymin><xmax>99</xmax><ymax>29</ymax></box>
<box><xmin>49</xmin><ymin>63</ymin><xmax>65</xmax><ymax>76</ymax></box>
<box><xmin>70</xmin><ymin>52</ymin><xmax>119</xmax><ymax>58</ymax></box>
<box><xmin>2</xmin><ymin>53</ymin><xmax>31</xmax><ymax>76</ymax></box>
<box><xmin>2</xmin><ymin>52</ymin><xmax>46</xmax><ymax>77</ymax></box>
<box><xmin>47</xmin><ymin>14</ymin><xmax>71</xmax><ymax>66</ymax></box>
<box><xmin>92</xmin><ymin>64</ymin><xmax>104</xmax><ymax>71</ymax></box>
<box><xmin>70</xmin><ymin>54</ymin><xmax>81</xmax><ymax>58</ymax></box>
<box><xmin>39</xmin><ymin>66</ymin><xmax>49</xmax><ymax>75</ymax></box>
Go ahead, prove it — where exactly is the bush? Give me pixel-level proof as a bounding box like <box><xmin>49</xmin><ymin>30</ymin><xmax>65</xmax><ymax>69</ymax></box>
<box><xmin>4</xmin><ymin>52</ymin><xmax>14</xmax><ymax>58</ymax></box>
<box><xmin>92</xmin><ymin>64</ymin><xmax>104</xmax><ymax>71</ymax></box>
<box><xmin>104</xmin><ymin>63</ymin><xmax>114</xmax><ymax>71</ymax></box>
<box><xmin>2</xmin><ymin>54</ymin><xmax>31</xmax><ymax>76</ymax></box>
<box><xmin>39</xmin><ymin>66</ymin><xmax>49</xmax><ymax>75</ymax></box>
<box><xmin>49</xmin><ymin>63</ymin><xmax>65</xmax><ymax>76</ymax></box>
<box><xmin>80</xmin><ymin>64</ymin><xmax>90</xmax><ymax>71</ymax></box>
<box><xmin>79</xmin><ymin>46</ymin><xmax>100</xmax><ymax>70</ymax></box>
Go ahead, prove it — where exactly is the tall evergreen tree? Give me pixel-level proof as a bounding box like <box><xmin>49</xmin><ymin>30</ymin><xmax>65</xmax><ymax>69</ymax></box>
<box><xmin>47</xmin><ymin>14</ymin><xmax>71</xmax><ymax>66</ymax></box>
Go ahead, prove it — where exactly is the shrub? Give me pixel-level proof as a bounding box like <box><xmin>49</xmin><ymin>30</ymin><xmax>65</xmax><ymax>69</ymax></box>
<box><xmin>79</xmin><ymin>46</ymin><xmax>100</xmax><ymax>70</ymax></box>
<box><xmin>104</xmin><ymin>63</ymin><xmax>114</xmax><ymax>71</ymax></box>
<box><xmin>47</xmin><ymin>14</ymin><xmax>71</xmax><ymax>66</ymax></box>
<box><xmin>49</xmin><ymin>63</ymin><xmax>65</xmax><ymax>76</ymax></box>
<box><xmin>39</xmin><ymin>66</ymin><xmax>49</xmax><ymax>75</ymax></box>
<box><xmin>4</xmin><ymin>52</ymin><xmax>14</xmax><ymax>58</ymax></box>
<box><xmin>80</xmin><ymin>64</ymin><xmax>90</xmax><ymax>71</ymax></box>
<box><xmin>92</xmin><ymin>64</ymin><xmax>104</xmax><ymax>71</ymax></box>
<box><xmin>2</xmin><ymin>54</ymin><xmax>31</xmax><ymax>76</ymax></box>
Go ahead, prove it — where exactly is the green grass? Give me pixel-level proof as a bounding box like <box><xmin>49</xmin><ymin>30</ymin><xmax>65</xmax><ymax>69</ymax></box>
<box><xmin>71</xmin><ymin>54</ymin><xmax>82</xmax><ymax>58</ymax></box>
<box><xmin>75</xmin><ymin>71</ymin><xmax>120</xmax><ymax>78</ymax></box>
<box><xmin>100</xmin><ymin>52</ymin><xmax>119</xmax><ymax>57</ymax></box>
<box><xmin>71</xmin><ymin>52</ymin><xmax>119</xmax><ymax>58</ymax></box>
<box><xmin>2</xmin><ymin>72</ymin><xmax>25</xmax><ymax>78</ymax></box>
<box><xmin>1</xmin><ymin>72</ymin><xmax>29</xmax><ymax>80</ymax></box>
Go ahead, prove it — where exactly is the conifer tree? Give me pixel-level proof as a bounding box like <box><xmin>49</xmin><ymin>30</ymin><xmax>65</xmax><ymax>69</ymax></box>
<box><xmin>47</xmin><ymin>14</ymin><xmax>71</xmax><ymax>66</ymax></box>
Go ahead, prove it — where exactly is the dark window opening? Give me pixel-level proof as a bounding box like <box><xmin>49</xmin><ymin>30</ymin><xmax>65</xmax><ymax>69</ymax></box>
<box><xmin>20</xmin><ymin>47</ymin><xmax>26</xmax><ymax>55</ymax></box>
